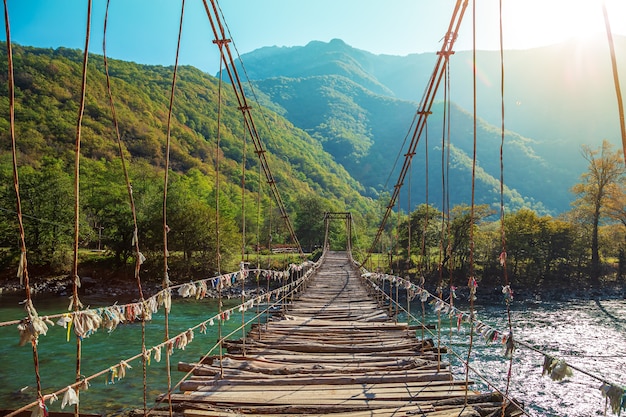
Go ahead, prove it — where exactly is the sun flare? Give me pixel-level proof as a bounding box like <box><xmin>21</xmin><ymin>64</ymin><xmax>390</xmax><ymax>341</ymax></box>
<box><xmin>500</xmin><ymin>0</ymin><xmax>624</xmax><ymax>49</ymax></box>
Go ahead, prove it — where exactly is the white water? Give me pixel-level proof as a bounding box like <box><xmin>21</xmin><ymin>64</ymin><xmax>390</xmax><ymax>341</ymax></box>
<box><xmin>425</xmin><ymin>299</ymin><xmax>626</xmax><ymax>417</ymax></box>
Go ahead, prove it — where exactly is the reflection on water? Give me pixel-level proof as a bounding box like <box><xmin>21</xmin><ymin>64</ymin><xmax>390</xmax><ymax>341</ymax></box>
<box><xmin>0</xmin><ymin>292</ymin><xmax>624</xmax><ymax>416</ymax></box>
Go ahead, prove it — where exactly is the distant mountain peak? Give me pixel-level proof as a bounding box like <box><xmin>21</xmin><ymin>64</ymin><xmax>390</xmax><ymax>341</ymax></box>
<box><xmin>230</xmin><ymin>38</ymin><xmax>393</xmax><ymax>97</ymax></box>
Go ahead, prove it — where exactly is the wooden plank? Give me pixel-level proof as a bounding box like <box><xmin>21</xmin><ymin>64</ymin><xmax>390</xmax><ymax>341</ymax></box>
<box><xmin>180</xmin><ymin>378</ymin><xmax>473</xmax><ymax>392</ymax></box>
<box><xmin>184</xmin><ymin>407</ymin><xmax>482</xmax><ymax>417</ymax></box>
<box><xmin>176</xmin><ymin>366</ymin><xmax>454</xmax><ymax>384</ymax></box>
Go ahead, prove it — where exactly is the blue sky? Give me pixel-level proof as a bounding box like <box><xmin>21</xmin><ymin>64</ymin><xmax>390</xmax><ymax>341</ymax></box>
<box><xmin>2</xmin><ymin>0</ymin><xmax>625</xmax><ymax>75</ymax></box>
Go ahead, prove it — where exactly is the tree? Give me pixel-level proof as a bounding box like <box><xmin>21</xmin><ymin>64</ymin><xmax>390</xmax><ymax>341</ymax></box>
<box><xmin>571</xmin><ymin>140</ymin><xmax>625</xmax><ymax>284</ymax></box>
<box><xmin>605</xmin><ymin>171</ymin><xmax>626</xmax><ymax>280</ymax></box>
<box><xmin>446</xmin><ymin>204</ymin><xmax>493</xmax><ymax>279</ymax></box>
<box><xmin>397</xmin><ymin>204</ymin><xmax>441</xmax><ymax>274</ymax></box>
<box><xmin>294</xmin><ymin>195</ymin><xmax>331</xmax><ymax>252</ymax></box>
<box><xmin>9</xmin><ymin>158</ymin><xmax>76</xmax><ymax>272</ymax></box>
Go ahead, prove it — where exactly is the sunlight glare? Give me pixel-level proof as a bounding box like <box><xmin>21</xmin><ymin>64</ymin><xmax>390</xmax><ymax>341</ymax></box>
<box><xmin>500</xmin><ymin>0</ymin><xmax>623</xmax><ymax>49</ymax></box>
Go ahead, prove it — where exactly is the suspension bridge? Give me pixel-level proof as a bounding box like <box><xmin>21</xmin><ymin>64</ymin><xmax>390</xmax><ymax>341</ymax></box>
<box><xmin>160</xmin><ymin>251</ymin><xmax>520</xmax><ymax>417</ymax></box>
<box><xmin>1</xmin><ymin>0</ymin><xmax>626</xmax><ymax>416</ymax></box>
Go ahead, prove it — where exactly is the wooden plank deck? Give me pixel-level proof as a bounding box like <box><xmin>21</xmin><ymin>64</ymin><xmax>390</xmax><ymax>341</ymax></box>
<box><xmin>166</xmin><ymin>251</ymin><xmax>522</xmax><ymax>417</ymax></box>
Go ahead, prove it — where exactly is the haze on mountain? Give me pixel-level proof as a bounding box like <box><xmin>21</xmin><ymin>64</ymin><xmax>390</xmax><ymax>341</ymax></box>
<box><xmin>227</xmin><ymin>36</ymin><xmax>626</xmax><ymax>215</ymax></box>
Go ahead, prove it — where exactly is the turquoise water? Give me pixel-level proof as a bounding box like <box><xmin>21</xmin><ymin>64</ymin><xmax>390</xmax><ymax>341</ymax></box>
<box><xmin>1</xmin><ymin>291</ymin><xmax>625</xmax><ymax>416</ymax></box>
<box><xmin>0</xmin><ymin>292</ymin><xmax>261</xmax><ymax>415</ymax></box>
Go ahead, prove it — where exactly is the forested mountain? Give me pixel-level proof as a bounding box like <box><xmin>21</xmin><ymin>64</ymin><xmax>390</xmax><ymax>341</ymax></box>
<box><xmin>0</xmin><ymin>43</ymin><xmax>377</xmax><ymax>273</ymax></box>
<box><xmin>230</xmin><ymin>37</ymin><xmax>626</xmax><ymax>214</ymax></box>
<box><xmin>0</xmin><ymin>40</ymin><xmax>623</xmax><ymax>286</ymax></box>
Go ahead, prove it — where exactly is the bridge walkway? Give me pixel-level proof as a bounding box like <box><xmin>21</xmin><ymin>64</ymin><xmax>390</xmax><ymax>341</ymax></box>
<box><xmin>165</xmin><ymin>251</ymin><xmax>521</xmax><ymax>417</ymax></box>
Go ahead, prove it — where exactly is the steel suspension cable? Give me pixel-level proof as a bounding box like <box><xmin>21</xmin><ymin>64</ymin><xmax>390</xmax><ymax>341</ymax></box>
<box><xmin>464</xmin><ymin>0</ymin><xmax>478</xmax><ymax>405</ymax></box>
<box><xmin>362</xmin><ymin>0</ymin><xmax>469</xmax><ymax>268</ymax></box>
<box><xmin>102</xmin><ymin>1</ymin><xmax>151</xmax><ymax>413</ymax></box>
<box><xmin>70</xmin><ymin>3</ymin><xmax>91</xmax><ymax>415</ymax></box>
<box><xmin>3</xmin><ymin>0</ymin><xmax>45</xmax><ymax>407</ymax></box>
<box><xmin>160</xmin><ymin>1</ymin><xmax>186</xmax><ymax>414</ymax></box>
<box><xmin>202</xmin><ymin>0</ymin><xmax>303</xmax><ymax>256</ymax></box>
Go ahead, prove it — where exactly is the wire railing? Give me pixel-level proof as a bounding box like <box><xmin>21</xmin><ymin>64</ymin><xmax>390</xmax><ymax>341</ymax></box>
<box><xmin>2</xmin><ymin>257</ymin><xmax>321</xmax><ymax>416</ymax></box>
<box><xmin>358</xmin><ymin>267</ymin><xmax>626</xmax><ymax>416</ymax></box>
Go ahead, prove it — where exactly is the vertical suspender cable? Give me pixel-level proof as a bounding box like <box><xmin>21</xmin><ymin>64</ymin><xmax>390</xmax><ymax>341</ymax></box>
<box><xmin>421</xmin><ymin>119</ymin><xmax>430</xmax><ymax>275</ymax></box>
<box><xmin>241</xmin><ymin>123</ymin><xmax>247</xmax><ymax>263</ymax></box>
<box><xmin>406</xmin><ymin>157</ymin><xmax>412</xmax><ymax>324</ymax></box>
<box><xmin>256</xmin><ymin>159</ymin><xmax>262</xmax><ymax>340</ymax></box>
<box><xmin>436</xmin><ymin>62</ymin><xmax>450</xmax><ymax>372</ymax></box>
<box><xmin>407</xmin><ymin>160</ymin><xmax>412</xmax><ymax>270</ymax></box>
<box><xmin>71</xmin><ymin>3</ymin><xmax>91</xmax><ymax>415</ymax></box>
<box><xmin>601</xmin><ymin>1</ymin><xmax>626</xmax><ymax>164</ymax></box>
<box><xmin>241</xmin><ymin>121</ymin><xmax>247</xmax><ymax>354</ymax></box>
<box><xmin>464</xmin><ymin>0</ymin><xmax>478</xmax><ymax>405</ymax></box>
<box><xmin>161</xmin><ymin>0</ymin><xmax>186</xmax><ymax>413</ymax></box>
<box><xmin>420</xmin><ymin>120</ymin><xmax>429</xmax><ymax>345</ymax></box>
<box><xmin>215</xmin><ymin>38</ymin><xmax>228</xmax><ymax>378</ymax></box>
<box><xmin>256</xmin><ymin>159</ymin><xmax>262</xmax><ymax>268</ymax></box>
<box><xmin>394</xmin><ymin>193</ymin><xmax>400</xmax><ymax>321</ymax></box>
<box><xmin>3</xmin><ymin>0</ymin><xmax>44</xmax><ymax>405</ymax></box>
<box><xmin>268</xmin><ymin>194</ymin><xmax>272</xmax><ymax>267</ymax></box>
<box><xmin>444</xmin><ymin>61</ymin><xmax>455</xmax><ymax>354</ymax></box>
<box><xmin>102</xmin><ymin>0</ymin><xmax>152</xmax><ymax>413</ymax></box>
<box><xmin>498</xmin><ymin>1</ymin><xmax>515</xmax><ymax>415</ymax></box>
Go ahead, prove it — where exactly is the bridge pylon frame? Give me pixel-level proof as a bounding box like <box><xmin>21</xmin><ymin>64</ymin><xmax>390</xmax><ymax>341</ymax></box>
<box><xmin>323</xmin><ymin>212</ymin><xmax>353</xmax><ymax>255</ymax></box>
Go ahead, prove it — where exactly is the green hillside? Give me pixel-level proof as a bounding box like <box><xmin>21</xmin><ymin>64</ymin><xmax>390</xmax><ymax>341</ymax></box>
<box><xmin>232</xmin><ymin>37</ymin><xmax>626</xmax><ymax>214</ymax></box>
<box><xmin>0</xmin><ymin>43</ymin><xmax>377</xmax><ymax>276</ymax></box>
<box><xmin>253</xmin><ymin>73</ymin><xmax>560</xmax><ymax>214</ymax></box>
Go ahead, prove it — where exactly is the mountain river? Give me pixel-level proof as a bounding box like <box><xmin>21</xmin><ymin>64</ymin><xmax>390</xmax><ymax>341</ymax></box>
<box><xmin>0</xmin><ymin>291</ymin><xmax>624</xmax><ymax>416</ymax></box>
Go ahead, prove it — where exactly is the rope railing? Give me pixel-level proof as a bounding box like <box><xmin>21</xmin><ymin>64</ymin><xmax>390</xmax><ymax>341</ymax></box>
<box><xmin>359</xmin><ymin>269</ymin><xmax>626</xmax><ymax>415</ymax></box>
<box><xmin>148</xmin><ymin>261</ymin><xmax>317</xmax><ymax>414</ymax></box>
<box><xmin>361</xmin><ymin>272</ymin><xmax>528</xmax><ymax>417</ymax></box>
<box><xmin>0</xmin><ymin>264</ymin><xmax>315</xmax><ymax>330</ymax></box>
<box><xmin>4</xmin><ymin>259</ymin><xmax>320</xmax><ymax>416</ymax></box>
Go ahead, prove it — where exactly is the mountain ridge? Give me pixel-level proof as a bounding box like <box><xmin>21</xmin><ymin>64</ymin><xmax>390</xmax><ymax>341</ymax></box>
<box><xmin>229</xmin><ymin>36</ymin><xmax>626</xmax><ymax>214</ymax></box>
